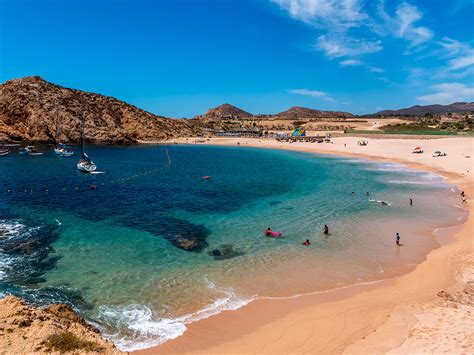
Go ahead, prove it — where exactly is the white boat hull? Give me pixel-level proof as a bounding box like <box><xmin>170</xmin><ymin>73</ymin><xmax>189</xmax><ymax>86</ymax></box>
<box><xmin>55</xmin><ymin>148</ymin><xmax>74</xmax><ymax>157</ymax></box>
<box><xmin>77</xmin><ymin>162</ymin><xmax>97</xmax><ymax>173</ymax></box>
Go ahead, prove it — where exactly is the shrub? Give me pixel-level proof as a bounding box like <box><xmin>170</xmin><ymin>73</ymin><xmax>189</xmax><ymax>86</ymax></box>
<box><xmin>42</xmin><ymin>332</ymin><xmax>102</xmax><ymax>352</ymax></box>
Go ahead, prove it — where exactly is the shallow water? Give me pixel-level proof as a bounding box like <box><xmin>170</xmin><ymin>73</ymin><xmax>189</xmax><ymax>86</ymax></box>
<box><xmin>0</xmin><ymin>145</ymin><xmax>466</xmax><ymax>350</ymax></box>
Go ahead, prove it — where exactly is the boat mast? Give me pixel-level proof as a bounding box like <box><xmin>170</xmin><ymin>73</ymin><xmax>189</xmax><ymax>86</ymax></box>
<box><xmin>80</xmin><ymin>99</ymin><xmax>85</xmax><ymax>158</ymax></box>
<box><xmin>55</xmin><ymin>99</ymin><xmax>61</xmax><ymax>142</ymax></box>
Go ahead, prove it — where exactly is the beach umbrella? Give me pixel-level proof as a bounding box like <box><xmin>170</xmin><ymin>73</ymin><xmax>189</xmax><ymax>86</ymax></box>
<box><xmin>414</xmin><ymin>146</ymin><xmax>422</xmax><ymax>150</ymax></box>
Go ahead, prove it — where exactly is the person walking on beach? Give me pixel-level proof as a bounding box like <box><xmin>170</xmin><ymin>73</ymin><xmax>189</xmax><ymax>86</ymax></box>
<box><xmin>395</xmin><ymin>233</ymin><xmax>401</xmax><ymax>246</ymax></box>
<box><xmin>410</xmin><ymin>198</ymin><xmax>413</xmax><ymax>206</ymax></box>
<box><xmin>462</xmin><ymin>196</ymin><xmax>467</xmax><ymax>204</ymax></box>
<box><xmin>323</xmin><ymin>225</ymin><xmax>329</xmax><ymax>235</ymax></box>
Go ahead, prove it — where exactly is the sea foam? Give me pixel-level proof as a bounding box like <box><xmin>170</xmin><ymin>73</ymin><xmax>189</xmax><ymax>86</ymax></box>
<box><xmin>96</xmin><ymin>279</ymin><xmax>253</xmax><ymax>352</ymax></box>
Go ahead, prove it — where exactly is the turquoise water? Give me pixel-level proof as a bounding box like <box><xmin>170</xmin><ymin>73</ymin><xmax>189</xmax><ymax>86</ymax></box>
<box><xmin>0</xmin><ymin>145</ymin><xmax>465</xmax><ymax>350</ymax></box>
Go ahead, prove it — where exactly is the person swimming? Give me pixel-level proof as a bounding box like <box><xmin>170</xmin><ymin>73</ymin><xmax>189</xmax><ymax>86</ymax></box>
<box><xmin>323</xmin><ymin>224</ymin><xmax>329</xmax><ymax>235</ymax></box>
<box><xmin>303</xmin><ymin>239</ymin><xmax>311</xmax><ymax>246</ymax></box>
<box><xmin>265</xmin><ymin>227</ymin><xmax>272</xmax><ymax>236</ymax></box>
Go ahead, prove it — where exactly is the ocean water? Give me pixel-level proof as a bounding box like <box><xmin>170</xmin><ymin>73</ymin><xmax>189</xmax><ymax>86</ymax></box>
<box><xmin>0</xmin><ymin>144</ymin><xmax>466</xmax><ymax>351</ymax></box>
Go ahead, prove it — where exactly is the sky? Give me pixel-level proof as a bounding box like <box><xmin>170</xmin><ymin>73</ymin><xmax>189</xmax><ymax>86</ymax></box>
<box><xmin>1</xmin><ymin>0</ymin><xmax>473</xmax><ymax>117</ymax></box>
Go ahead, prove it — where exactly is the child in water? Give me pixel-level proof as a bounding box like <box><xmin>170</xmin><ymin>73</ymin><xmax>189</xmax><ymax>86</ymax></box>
<box><xmin>303</xmin><ymin>239</ymin><xmax>311</xmax><ymax>246</ymax></box>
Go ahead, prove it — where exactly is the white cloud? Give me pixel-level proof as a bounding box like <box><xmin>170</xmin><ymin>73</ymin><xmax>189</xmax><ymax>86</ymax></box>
<box><xmin>378</xmin><ymin>2</ymin><xmax>433</xmax><ymax>46</ymax></box>
<box><xmin>432</xmin><ymin>37</ymin><xmax>474</xmax><ymax>75</ymax></box>
<box><xmin>272</xmin><ymin>0</ymin><xmax>368</xmax><ymax>29</ymax></box>
<box><xmin>340</xmin><ymin>59</ymin><xmax>362</xmax><ymax>66</ymax></box>
<box><xmin>288</xmin><ymin>88</ymin><xmax>336</xmax><ymax>102</ymax></box>
<box><xmin>367</xmin><ymin>66</ymin><xmax>384</xmax><ymax>73</ymax></box>
<box><xmin>417</xmin><ymin>83</ymin><xmax>474</xmax><ymax>104</ymax></box>
<box><xmin>316</xmin><ymin>34</ymin><xmax>382</xmax><ymax>58</ymax></box>
<box><xmin>449</xmin><ymin>55</ymin><xmax>474</xmax><ymax>71</ymax></box>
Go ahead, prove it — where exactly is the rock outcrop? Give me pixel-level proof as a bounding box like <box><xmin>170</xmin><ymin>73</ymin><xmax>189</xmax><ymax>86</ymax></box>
<box><xmin>0</xmin><ymin>296</ymin><xmax>121</xmax><ymax>353</ymax></box>
<box><xmin>0</xmin><ymin>76</ymin><xmax>198</xmax><ymax>143</ymax></box>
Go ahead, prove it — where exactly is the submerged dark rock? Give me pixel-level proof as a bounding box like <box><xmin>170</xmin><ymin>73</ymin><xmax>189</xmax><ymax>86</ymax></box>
<box><xmin>1</xmin><ymin>224</ymin><xmax>61</xmax><ymax>285</ymax></box>
<box><xmin>208</xmin><ymin>244</ymin><xmax>244</xmax><ymax>260</ymax></box>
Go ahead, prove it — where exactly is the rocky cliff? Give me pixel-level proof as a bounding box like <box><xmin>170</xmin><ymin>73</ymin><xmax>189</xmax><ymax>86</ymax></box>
<box><xmin>0</xmin><ymin>76</ymin><xmax>197</xmax><ymax>143</ymax></box>
<box><xmin>0</xmin><ymin>296</ymin><xmax>121</xmax><ymax>353</ymax></box>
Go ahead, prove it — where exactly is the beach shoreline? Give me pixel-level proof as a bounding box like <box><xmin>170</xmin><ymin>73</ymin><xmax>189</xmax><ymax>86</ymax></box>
<box><xmin>135</xmin><ymin>136</ymin><xmax>473</xmax><ymax>354</ymax></box>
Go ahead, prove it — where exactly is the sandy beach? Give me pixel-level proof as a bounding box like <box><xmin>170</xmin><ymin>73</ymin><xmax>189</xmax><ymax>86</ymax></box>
<box><xmin>136</xmin><ymin>136</ymin><xmax>473</xmax><ymax>354</ymax></box>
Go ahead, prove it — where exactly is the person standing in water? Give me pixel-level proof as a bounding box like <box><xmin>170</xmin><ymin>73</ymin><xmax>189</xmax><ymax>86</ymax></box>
<box><xmin>323</xmin><ymin>225</ymin><xmax>329</xmax><ymax>235</ymax></box>
<box><xmin>410</xmin><ymin>198</ymin><xmax>413</xmax><ymax>206</ymax></box>
<box><xmin>303</xmin><ymin>239</ymin><xmax>311</xmax><ymax>246</ymax></box>
<box><xmin>395</xmin><ymin>233</ymin><xmax>401</xmax><ymax>246</ymax></box>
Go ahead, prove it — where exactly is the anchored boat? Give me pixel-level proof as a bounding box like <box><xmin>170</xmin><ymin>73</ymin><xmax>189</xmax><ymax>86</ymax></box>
<box><xmin>77</xmin><ymin>100</ymin><xmax>97</xmax><ymax>173</ymax></box>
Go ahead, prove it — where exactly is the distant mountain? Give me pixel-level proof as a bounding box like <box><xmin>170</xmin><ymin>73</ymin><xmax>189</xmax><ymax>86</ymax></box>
<box><xmin>273</xmin><ymin>106</ymin><xmax>354</xmax><ymax>119</ymax></box>
<box><xmin>0</xmin><ymin>76</ymin><xmax>197</xmax><ymax>143</ymax></box>
<box><xmin>372</xmin><ymin>102</ymin><xmax>474</xmax><ymax>116</ymax></box>
<box><xmin>197</xmin><ymin>103</ymin><xmax>252</xmax><ymax>120</ymax></box>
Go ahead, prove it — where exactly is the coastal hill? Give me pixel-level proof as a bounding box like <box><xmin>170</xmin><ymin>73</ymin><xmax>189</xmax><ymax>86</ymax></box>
<box><xmin>370</xmin><ymin>102</ymin><xmax>474</xmax><ymax>117</ymax></box>
<box><xmin>0</xmin><ymin>76</ymin><xmax>197</xmax><ymax>143</ymax></box>
<box><xmin>273</xmin><ymin>106</ymin><xmax>354</xmax><ymax>119</ymax></box>
<box><xmin>196</xmin><ymin>104</ymin><xmax>354</xmax><ymax>121</ymax></box>
<box><xmin>196</xmin><ymin>103</ymin><xmax>253</xmax><ymax>120</ymax></box>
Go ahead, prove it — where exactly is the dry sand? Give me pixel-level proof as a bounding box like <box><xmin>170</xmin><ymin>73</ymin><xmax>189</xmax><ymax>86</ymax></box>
<box><xmin>136</xmin><ymin>136</ymin><xmax>473</xmax><ymax>354</ymax></box>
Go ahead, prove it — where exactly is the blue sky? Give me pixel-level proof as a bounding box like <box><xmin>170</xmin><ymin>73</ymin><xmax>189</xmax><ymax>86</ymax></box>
<box><xmin>1</xmin><ymin>0</ymin><xmax>473</xmax><ymax>117</ymax></box>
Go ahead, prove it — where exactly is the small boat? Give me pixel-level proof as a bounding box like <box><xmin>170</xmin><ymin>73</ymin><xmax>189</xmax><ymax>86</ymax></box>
<box><xmin>0</xmin><ymin>148</ymin><xmax>10</xmax><ymax>156</ymax></box>
<box><xmin>77</xmin><ymin>100</ymin><xmax>97</xmax><ymax>173</ymax></box>
<box><xmin>54</xmin><ymin>143</ymin><xmax>74</xmax><ymax>157</ymax></box>
<box><xmin>77</xmin><ymin>153</ymin><xmax>97</xmax><ymax>173</ymax></box>
<box><xmin>19</xmin><ymin>146</ymin><xmax>43</xmax><ymax>156</ymax></box>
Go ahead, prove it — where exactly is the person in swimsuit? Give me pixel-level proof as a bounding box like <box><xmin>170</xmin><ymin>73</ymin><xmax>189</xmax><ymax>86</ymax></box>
<box><xmin>396</xmin><ymin>233</ymin><xmax>401</xmax><ymax>246</ymax></box>
<box><xmin>303</xmin><ymin>239</ymin><xmax>311</xmax><ymax>246</ymax></box>
<box><xmin>323</xmin><ymin>225</ymin><xmax>329</xmax><ymax>235</ymax></box>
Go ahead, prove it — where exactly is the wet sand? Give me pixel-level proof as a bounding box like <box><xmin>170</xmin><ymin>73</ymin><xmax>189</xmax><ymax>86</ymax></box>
<box><xmin>137</xmin><ymin>136</ymin><xmax>473</xmax><ymax>354</ymax></box>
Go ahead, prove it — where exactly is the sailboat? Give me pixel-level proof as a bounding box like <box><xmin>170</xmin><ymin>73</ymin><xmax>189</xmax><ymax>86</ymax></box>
<box><xmin>76</xmin><ymin>101</ymin><xmax>97</xmax><ymax>173</ymax></box>
<box><xmin>53</xmin><ymin>100</ymin><xmax>74</xmax><ymax>157</ymax></box>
